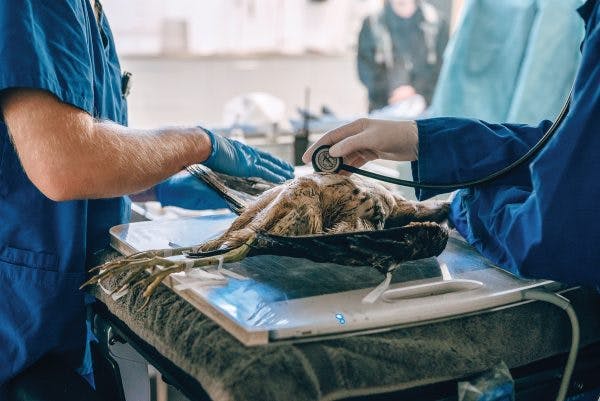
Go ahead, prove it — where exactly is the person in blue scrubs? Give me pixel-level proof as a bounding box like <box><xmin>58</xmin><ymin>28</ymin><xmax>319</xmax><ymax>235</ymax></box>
<box><xmin>0</xmin><ymin>0</ymin><xmax>293</xmax><ymax>393</ymax></box>
<box><xmin>305</xmin><ymin>0</ymin><xmax>600</xmax><ymax>286</ymax></box>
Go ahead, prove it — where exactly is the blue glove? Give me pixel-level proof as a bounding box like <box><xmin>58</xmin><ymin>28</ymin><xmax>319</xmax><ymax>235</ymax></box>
<box><xmin>202</xmin><ymin>129</ymin><xmax>294</xmax><ymax>183</ymax></box>
<box><xmin>156</xmin><ymin>173</ymin><xmax>229</xmax><ymax>210</ymax></box>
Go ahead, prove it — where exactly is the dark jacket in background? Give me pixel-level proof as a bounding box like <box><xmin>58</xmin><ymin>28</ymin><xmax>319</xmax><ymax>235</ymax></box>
<box><xmin>358</xmin><ymin>1</ymin><xmax>448</xmax><ymax>111</ymax></box>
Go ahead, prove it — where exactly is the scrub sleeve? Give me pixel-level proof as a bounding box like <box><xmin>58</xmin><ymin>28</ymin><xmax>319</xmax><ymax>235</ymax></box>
<box><xmin>411</xmin><ymin>0</ymin><xmax>600</xmax><ymax>286</ymax></box>
<box><xmin>0</xmin><ymin>0</ymin><xmax>128</xmax><ymax>389</ymax></box>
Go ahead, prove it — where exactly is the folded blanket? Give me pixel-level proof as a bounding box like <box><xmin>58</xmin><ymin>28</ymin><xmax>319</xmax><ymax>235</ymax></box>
<box><xmin>93</xmin><ymin>250</ymin><xmax>600</xmax><ymax>401</ymax></box>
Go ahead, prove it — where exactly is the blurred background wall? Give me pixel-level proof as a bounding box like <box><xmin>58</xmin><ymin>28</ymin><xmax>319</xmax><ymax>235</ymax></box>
<box><xmin>100</xmin><ymin>0</ymin><xmax>453</xmax><ymax>128</ymax></box>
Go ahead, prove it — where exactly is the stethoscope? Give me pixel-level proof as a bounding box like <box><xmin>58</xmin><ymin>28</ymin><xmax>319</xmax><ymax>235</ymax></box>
<box><xmin>312</xmin><ymin>93</ymin><xmax>571</xmax><ymax>190</ymax></box>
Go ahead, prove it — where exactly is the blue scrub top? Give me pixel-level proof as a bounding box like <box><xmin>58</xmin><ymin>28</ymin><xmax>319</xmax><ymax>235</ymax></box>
<box><xmin>412</xmin><ymin>0</ymin><xmax>600</xmax><ymax>285</ymax></box>
<box><xmin>0</xmin><ymin>0</ymin><xmax>129</xmax><ymax>385</ymax></box>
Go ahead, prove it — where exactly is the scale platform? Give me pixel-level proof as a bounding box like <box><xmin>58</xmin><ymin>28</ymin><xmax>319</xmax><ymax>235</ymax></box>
<box><xmin>109</xmin><ymin>213</ymin><xmax>560</xmax><ymax>346</ymax></box>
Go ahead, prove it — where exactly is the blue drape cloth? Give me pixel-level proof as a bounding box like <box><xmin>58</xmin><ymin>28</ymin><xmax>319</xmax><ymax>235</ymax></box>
<box><xmin>429</xmin><ymin>0</ymin><xmax>585</xmax><ymax>124</ymax></box>
<box><xmin>156</xmin><ymin>173</ymin><xmax>228</xmax><ymax>211</ymax></box>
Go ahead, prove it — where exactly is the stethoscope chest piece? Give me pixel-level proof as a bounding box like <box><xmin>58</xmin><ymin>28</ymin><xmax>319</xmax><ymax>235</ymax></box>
<box><xmin>312</xmin><ymin>145</ymin><xmax>343</xmax><ymax>173</ymax></box>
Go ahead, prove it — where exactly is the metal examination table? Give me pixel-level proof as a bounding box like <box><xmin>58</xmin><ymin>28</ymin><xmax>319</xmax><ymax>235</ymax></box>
<box><xmin>89</xmin><ymin>230</ymin><xmax>600</xmax><ymax>401</ymax></box>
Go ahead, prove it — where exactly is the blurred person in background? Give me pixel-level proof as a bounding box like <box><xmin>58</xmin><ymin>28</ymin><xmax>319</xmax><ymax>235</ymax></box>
<box><xmin>357</xmin><ymin>0</ymin><xmax>448</xmax><ymax>112</ymax></box>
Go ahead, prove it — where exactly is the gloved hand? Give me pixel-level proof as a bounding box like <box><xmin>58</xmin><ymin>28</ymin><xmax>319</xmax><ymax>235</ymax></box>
<box><xmin>302</xmin><ymin>118</ymin><xmax>418</xmax><ymax>169</ymax></box>
<box><xmin>202</xmin><ymin>129</ymin><xmax>294</xmax><ymax>183</ymax></box>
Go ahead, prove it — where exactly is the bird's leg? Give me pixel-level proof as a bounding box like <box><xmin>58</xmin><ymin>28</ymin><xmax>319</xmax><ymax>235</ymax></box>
<box><xmin>133</xmin><ymin>240</ymin><xmax>254</xmax><ymax>304</ymax></box>
<box><xmin>89</xmin><ymin>186</ymin><xmax>278</xmax><ymax>284</ymax></box>
<box><xmin>81</xmin><ymin>247</ymin><xmax>195</xmax><ymax>290</ymax></box>
<box><xmin>82</xmin><ymin>255</ymin><xmax>180</xmax><ymax>289</ymax></box>
<box><xmin>85</xmin><ymin>238</ymin><xmax>255</xmax><ymax>308</ymax></box>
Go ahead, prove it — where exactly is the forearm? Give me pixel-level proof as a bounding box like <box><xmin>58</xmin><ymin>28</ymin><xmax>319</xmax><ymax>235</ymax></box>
<box><xmin>77</xmin><ymin>121</ymin><xmax>210</xmax><ymax>199</ymax></box>
<box><xmin>411</xmin><ymin>117</ymin><xmax>551</xmax><ymax>199</ymax></box>
<box><xmin>1</xmin><ymin>88</ymin><xmax>213</xmax><ymax>200</ymax></box>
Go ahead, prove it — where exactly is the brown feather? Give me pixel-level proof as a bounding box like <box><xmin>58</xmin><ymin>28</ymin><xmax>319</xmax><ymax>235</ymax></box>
<box><xmin>199</xmin><ymin>173</ymin><xmax>449</xmax><ymax>252</ymax></box>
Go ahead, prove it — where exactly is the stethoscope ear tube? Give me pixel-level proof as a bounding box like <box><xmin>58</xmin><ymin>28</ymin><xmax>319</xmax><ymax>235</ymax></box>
<box><xmin>311</xmin><ymin>92</ymin><xmax>571</xmax><ymax>190</ymax></box>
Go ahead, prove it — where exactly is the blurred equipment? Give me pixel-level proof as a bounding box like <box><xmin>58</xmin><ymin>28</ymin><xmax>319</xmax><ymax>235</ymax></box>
<box><xmin>222</xmin><ymin>92</ymin><xmax>291</xmax><ymax>141</ymax></box>
<box><xmin>293</xmin><ymin>87</ymin><xmax>311</xmax><ymax>165</ymax></box>
<box><xmin>161</xmin><ymin>18</ymin><xmax>189</xmax><ymax>55</ymax></box>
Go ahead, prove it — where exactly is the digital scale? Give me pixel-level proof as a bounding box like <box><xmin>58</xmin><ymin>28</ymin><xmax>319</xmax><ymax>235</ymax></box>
<box><xmin>108</xmin><ymin>213</ymin><xmax>561</xmax><ymax>346</ymax></box>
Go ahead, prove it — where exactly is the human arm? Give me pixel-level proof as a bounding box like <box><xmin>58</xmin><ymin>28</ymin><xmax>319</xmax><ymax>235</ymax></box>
<box><xmin>412</xmin><ymin>117</ymin><xmax>551</xmax><ymax>199</ymax></box>
<box><xmin>448</xmin><ymin>10</ymin><xmax>600</xmax><ymax>285</ymax></box>
<box><xmin>0</xmin><ymin>1</ymin><xmax>292</xmax><ymax>203</ymax></box>
<box><xmin>304</xmin><ymin>6</ymin><xmax>600</xmax><ymax>285</ymax></box>
<box><xmin>303</xmin><ymin>116</ymin><xmax>549</xmax><ymax>193</ymax></box>
<box><xmin>0</xmin><ymin>88</ymin><xmax>208</xmax><ymax>200</ymax></box>
<box><xmin>303</xmin><ymin>118</ymin><xmax>419</xmax><ymax>168</ymax></box>
<box><xmin>302</xmin><ymin>110</ymin><xmax>596</xmax><ymax>284</ymax></box>
<box><xmin>0</xmin><ymin>89</ymin><xmax>292</xmax><ymax>201</ymax></box>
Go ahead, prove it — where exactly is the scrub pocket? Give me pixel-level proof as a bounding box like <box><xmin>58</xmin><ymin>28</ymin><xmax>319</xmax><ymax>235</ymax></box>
<box><xmin>0</xmin><ymin>248</ymin><xmax>86</xmax><ymax>384</ymax></box>
<box><xmin>0</xmin><ymin>246</ymin><xmax>59</xmax><ymax>272</ymax></box>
